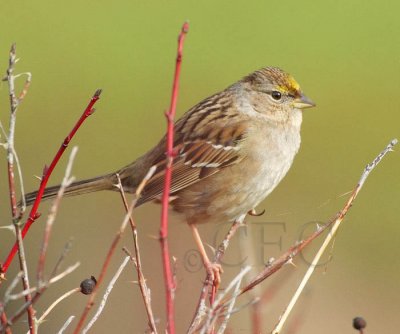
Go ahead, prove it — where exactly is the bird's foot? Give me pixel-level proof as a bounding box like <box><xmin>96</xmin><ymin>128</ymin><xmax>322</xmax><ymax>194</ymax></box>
<box><xmin>205</xmin><ymin>261</ymin><xmax>223</xmax><ymax>289</ymax></box>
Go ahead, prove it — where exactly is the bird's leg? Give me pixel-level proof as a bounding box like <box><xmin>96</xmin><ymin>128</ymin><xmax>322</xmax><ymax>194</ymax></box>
<box><xmin>189</xmin><ymin>224</ymin><xmax>223</xmax><ymax>288</ymax></box>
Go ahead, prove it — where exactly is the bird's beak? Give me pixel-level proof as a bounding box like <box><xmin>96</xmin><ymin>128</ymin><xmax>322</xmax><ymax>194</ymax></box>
<box><xmin>293</xmin><ymin>93</ymin><xmax>316</xmax><ymax>109</ymax></box>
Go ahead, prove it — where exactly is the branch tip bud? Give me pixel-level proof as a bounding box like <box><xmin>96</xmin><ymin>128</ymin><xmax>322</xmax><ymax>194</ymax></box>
<box><xmin>182</xmin><ymin>22</ymin><xmax>189</xmax><ymax>33</ymax></box>
<box><xmin>94</xmin><ymin>89</ymin><xmax>102</xmax><ymax>97</ymax></box>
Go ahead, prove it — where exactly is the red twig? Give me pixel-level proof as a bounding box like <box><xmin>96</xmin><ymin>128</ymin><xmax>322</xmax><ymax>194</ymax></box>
<box><xmin>159</xmin><ymin>22</ymin><xmax>189</xmax><ymax>334</ymax></box>
<box><xmin>1</xmin><ymin>89</ymin><xmax>102</xmax><ymax>274</ymax></box>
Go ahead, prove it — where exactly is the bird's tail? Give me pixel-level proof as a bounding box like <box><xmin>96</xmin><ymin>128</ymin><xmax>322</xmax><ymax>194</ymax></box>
<box><xmin>23</xmin><ymin>174</ymin><xmax>116</xmax><ymax>207</ymax></box>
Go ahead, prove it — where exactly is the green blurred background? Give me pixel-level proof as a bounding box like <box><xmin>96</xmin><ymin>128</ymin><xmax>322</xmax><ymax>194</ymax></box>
<box><xmin>1</xmin><ymin>0</ymin><xmax>399</xmax><ymax>333</ymax></box>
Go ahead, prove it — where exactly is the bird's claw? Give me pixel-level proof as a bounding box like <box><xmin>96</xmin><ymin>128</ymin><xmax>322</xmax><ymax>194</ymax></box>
<box><xmin>248</xmin><ymin>208</ymin><xmax>266</xmax><ymax>216</ymax></box>
<box><xmin>205</xmin><ymin>262</ymin><xmax>223</xmax><ymax>288</ymax></box>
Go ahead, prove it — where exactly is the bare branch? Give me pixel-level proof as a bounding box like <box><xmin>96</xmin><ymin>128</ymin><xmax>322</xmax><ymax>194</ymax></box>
<box><xmin>117</xmin><ymin>175</ymin><xmax>158</xmax><ymax>334</ymax></box>
<box><xmin>73</xmin><ymin>166</ymin><xmax>155</xmax><ymax>334</ymax></box>
<box><xmin>270</xmin><ymin>138</ymin><xmax>398</xmax><ymax>334</ymax></box>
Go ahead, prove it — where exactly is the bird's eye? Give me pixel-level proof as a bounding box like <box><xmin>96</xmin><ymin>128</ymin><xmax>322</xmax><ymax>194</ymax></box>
<box><xmin>271</xmin><ymin>91</ymin><xmax>282</xmax><ymax>101</ymax></box>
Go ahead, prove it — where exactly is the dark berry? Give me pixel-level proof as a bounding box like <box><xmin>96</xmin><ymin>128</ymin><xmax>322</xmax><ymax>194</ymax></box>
<box><xmin>353</xmin><ymin>317</ymin><xmax>367</xmax><ymax>330</ymax></box>
<box><xmin>80</xmin><ymin>276</ymin><xmax>97</xmax><ymax>295</ymax></box>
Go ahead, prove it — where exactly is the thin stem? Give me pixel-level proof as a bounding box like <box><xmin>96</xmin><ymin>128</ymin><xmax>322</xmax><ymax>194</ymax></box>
<box><xmin>117</xmin><ymin>174</ymin><xmax>158</xmax><ymax>334</ymax></box>
<box><xmin>159</xmin><ymin>21</ymin><xmax>189</xmax><ymax>334</ymax></box>
<box><xmin>73</xmin><ymin>167</ymin><xmax>155</xmax><ymax>334</ymax></box>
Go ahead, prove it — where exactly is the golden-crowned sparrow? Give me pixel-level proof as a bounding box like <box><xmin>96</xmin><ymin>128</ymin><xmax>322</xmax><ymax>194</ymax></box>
<box><xmin>24</xmin><ymin>66</ymin><xmax>315</xmax><ymax>281</ymax></box>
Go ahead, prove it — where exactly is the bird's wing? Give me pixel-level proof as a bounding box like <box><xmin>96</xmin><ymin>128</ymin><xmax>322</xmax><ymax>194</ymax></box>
<box><xmin>137</xmin><ymin>94</ymin><xmax>248</xmax><ymax>205</ymax></box>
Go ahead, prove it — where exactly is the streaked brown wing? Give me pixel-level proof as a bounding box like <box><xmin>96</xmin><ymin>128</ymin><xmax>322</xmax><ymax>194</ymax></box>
<box><xmin>137</xmin><ymin>120</ymin><xmax>248</xmax><ymax>205</ymax></box>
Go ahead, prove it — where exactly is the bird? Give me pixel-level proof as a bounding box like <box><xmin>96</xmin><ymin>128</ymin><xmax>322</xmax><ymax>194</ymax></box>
<box><xmin>23</xmin><ymin>66</ymin><xmax>315</xmax><ymax>284</ymax></box>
